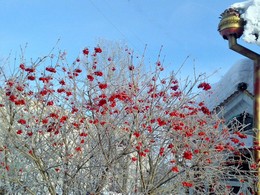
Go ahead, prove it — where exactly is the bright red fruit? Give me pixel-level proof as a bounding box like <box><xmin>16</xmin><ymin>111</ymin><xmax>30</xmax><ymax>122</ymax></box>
<box><xmin>94</xmin><ymin>47</ymin><xmax>102</xmax><ymax>53</ymax></box>
<box><xmin>83</xmin><ymin>48</ymin><xmax>89</xmax><ymax>55</ymax></box>
<box><xmin>46</xmin><ymin>67</ymin><xmax>56</xmax><ymax>73</ymax></box>
<box><xmin>16</xmin><ymin>129</ymin><xmax>23</xmax><ymax>134</ymax></box>
<box><xmin>183</xmin><ymin>151</ymin><xmax>192</xmax><ymax>160</ymax></box>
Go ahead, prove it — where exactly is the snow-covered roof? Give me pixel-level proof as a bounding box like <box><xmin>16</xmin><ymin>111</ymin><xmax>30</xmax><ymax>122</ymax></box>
<box><xmin>204</xmin><ymin>59</ymin><xmax>254</xmax><ymax>110</ymax></box>
<box><xmin>231</xmin><ymin>0</ymin><xmax>260</xmax><ymax>45</ymax></box>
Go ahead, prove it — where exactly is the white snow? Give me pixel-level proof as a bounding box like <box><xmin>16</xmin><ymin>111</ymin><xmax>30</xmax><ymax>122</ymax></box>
<box><xmin>231</xmin><ymin>0</ymin><xmax>260</xmax><ymax>45</ymax></box>
<box><xmin>202</xmin><ymin>59</ymin><xmax>254</xmax><ymax>110</ymax></box>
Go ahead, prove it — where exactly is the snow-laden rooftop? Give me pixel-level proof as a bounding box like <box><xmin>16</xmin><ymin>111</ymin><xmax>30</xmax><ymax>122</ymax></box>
<box><xmin>203</xmin><ymin>59</ymin><xmax>254</xmax><ymax>110</ymax></box>
<box><xmin>231</xmin><ymin>0</ymin><xmax>260</xmax><ymax>45</ymax></box>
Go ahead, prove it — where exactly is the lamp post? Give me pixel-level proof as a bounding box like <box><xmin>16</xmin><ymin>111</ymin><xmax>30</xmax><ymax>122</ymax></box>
<box><xmin>218</xmin><ymin>8</ymin><xmax>260</xmax><ymax>194</ymax></box>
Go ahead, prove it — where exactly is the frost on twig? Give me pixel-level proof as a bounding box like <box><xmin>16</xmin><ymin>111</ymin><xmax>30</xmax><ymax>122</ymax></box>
<box><xmin>0</xmin><ymin>42</ymin><xmax>258</xmax><ymax>194</ymax></box>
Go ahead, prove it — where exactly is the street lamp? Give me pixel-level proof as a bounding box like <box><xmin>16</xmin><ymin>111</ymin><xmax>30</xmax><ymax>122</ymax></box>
<box><xmin>218</xmin><ymin>8</ymin><xmax>260</xmax><ymax>194</ymax></box>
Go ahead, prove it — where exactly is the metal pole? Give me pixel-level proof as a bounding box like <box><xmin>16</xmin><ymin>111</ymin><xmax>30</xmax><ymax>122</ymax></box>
<box><xmin>228</xmin><ymin>35</ymin><xmax>260</xmax><ymax>194</ymax></box>
<box><xmin>228</xmin><ymin>36</ymin><xmax>260</xmax><ymax>60</ymax></box>
<box><xmin>255</xmin><ymin>58</ymin><xmax>260</xmax><ymax>194</ymax></box>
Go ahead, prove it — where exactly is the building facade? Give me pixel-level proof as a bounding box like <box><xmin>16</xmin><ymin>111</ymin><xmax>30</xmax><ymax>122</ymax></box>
<box><xmin>204</xmin><ymin>59</ymin><xmax>255</xmax><ymax>194</ymax></box>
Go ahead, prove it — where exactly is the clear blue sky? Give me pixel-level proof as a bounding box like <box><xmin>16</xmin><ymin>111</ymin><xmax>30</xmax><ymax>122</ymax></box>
<box><xmin>0</xmin><ymin>0</ymin><xmax>259</xmax><ymax>83</ymax></box>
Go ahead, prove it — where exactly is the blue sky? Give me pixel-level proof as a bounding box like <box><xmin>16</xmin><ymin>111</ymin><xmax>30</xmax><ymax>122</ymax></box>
<box><xmin>1</xmin><ymin>0</ymin><xmax>259</xmax><ymax>83</ymax></box>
